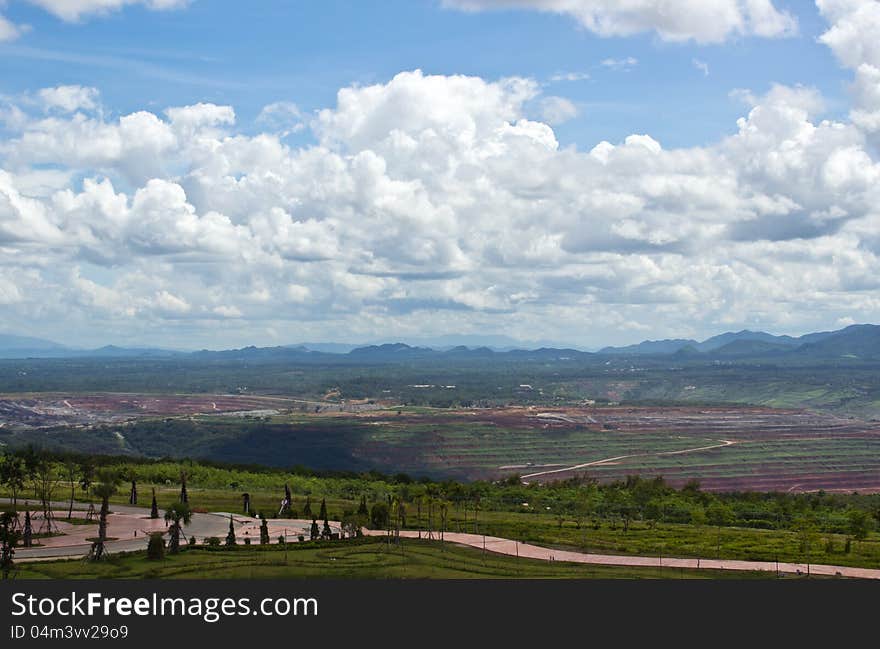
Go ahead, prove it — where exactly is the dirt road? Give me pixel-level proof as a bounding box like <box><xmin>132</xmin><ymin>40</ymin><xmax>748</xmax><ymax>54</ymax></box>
<box><xmin>520</xmin><ymin>439</ymin><xmax>737</xmax><ymax>481</ymax></box>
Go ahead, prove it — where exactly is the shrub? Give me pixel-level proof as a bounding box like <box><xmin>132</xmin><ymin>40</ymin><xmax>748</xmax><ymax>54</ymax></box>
<box><xmin>204</xmin><ymin>536</ymin><xmax>221</xmax><ymax>547</ymax></box>
<box><xmin>146</xmin><ymin>533</ymin><xmax>165</xmax><ymax>561</ymax></box>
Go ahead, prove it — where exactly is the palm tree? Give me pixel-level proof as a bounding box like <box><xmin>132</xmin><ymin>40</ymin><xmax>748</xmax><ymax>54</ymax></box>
<box><xmin>164</xmin><ymin>502</ymin><xmax>192</xmax><ymax>553</ymax></box>
<box><xmin>89</xmin><ymin>469</ymin><xmax>121</xmax><ymax>561</ymax></box>
<box><xmin>164</xmin><ymin>502</ymin><xmax>192</xmax><ymax>551</ymax></box>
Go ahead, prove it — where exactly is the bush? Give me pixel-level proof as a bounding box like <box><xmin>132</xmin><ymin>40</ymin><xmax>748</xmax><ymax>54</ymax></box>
<box><xmin>204</xmin><ymin>536</ymin><xmax>221</xmax><ymax>547</ymax></box>
<box><xmin>370</xmin><ymin>502</ymin><xmax>390</xmax><ymax>529</ymax></box>
<box><xmin>146</xmin><ymin>533</ymin><xmax>165</xmax><ymax>561</ymax></box>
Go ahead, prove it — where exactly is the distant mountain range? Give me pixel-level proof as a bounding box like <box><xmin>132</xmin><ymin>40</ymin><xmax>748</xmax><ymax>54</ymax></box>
<box><xmin>1</xmin><ymin>324</ymin><xmax>879</xmax><ymax>361</ymax></box>
<box><xmin>598</xmin><ymin>328</ymin><xmax>841</xmax><ymax>356</ymax></box>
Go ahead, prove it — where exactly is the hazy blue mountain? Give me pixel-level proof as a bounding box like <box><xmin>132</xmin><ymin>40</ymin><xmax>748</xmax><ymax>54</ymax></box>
<box><xmin>696</xmin><ymin>330</ymin><xmax>799</xmax><ymax>352</ymax></box>
<box><xmin>709</xmin><ymin>339</ymin><xmax>794</xmax><ymax>356</ymax></box>
<box><xmin>599</xmin><ymin>339</ymin><xmax>698</xmax><ymax>355</ymax></box>
<box><xmin>293</xmin><ymin>343</ymin><xmax>361</xmax><ymax>354</ymax></box>
<box><xmin>86</xmin><ymin>345</ymin><xmax>182</xmax><ymax>358</ymax></box>
<box><xmin>0</xmin><ymin>324</ymin><xmax>874</xmax><ymax>362</ymax></box>
<box><xmin>793</xmin><ymin>324</ymin><xmax>880</xmax><ymax>359</ymax></box>
<box><xmin>0</xmin><ymin>334</ymin><xmax>70</xmax><ymax>358</ymax></box>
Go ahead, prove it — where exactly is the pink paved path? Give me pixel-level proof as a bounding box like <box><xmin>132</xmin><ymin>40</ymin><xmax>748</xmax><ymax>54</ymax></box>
<box><xmin>365</xmin><ymin>530</ymin><xmax>880</xmax><ymax>579</ymax></box>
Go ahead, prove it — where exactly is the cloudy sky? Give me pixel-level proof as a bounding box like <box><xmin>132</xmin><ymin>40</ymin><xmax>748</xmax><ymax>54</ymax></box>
<box><xmin>1</xmin><ymin>1</ymin><xmax>879</xmax><ymax>349</ymax></box>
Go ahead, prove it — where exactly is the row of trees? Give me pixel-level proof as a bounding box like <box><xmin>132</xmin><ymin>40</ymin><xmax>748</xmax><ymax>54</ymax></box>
<box><xmin>4</xmin><ymin>449</ymin><xmax>879</xmax><ymax>539</ymax></box>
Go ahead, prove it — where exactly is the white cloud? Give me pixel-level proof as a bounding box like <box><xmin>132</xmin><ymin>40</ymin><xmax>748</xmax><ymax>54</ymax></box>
<box><xmin>0</xmin><ymin>13</ymin><xmax>22</xmax><ymax>42</ymax></box>
<box><xmin>549</xmin><ymin>71</ymin><xmax>590</xmax><ymax>82</ymax></box>
<box><xmin>539</xmin><ymin>96</ymin><xmax>579</xmax><ymax>124</ymax></box>
<box><xmin>817</xmin><ymin>0</ymin><xmax>880</xmax><ymax>143</ymax></box>
<box><xmin>38</xmin><ymin>85</ymin><xmax>100</xmax><ymax>113</ymax></box>
<box><xmin>24</xmin><ymin>0</ymin><xmax>190</xmax><ymax>22</ymax></box>
<box><xmin>601</xmin><ymin>56</ymin><xmax>638</xmax><ymax>70</ymax></box>
<box><xmin>443</xmin><ymin>0</ymin><xmax>797</xmax><ymax>43</ymax></box>
<box><xmin>2</xmin><ymin>44</ymin><xmax>880</xmax><ymax>346</ymax></box>
<box><xmin>692</xmin><ymin>58</ymin><xmax>710</xmax><ymax>76</ymax></box>
<box><xmin>257</xmin><ymin>101</ymin><xmax>305</xmax><ymax>136</ymax></box>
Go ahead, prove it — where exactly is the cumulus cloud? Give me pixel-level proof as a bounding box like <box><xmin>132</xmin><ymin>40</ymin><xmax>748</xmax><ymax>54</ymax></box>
<box><xmin>442</xmin><ymin>0</ymin><xmax>797</xmax><ymax>43</ymax></box>
<box><xmin>3</xmin><ymin>7</ymin><xmax>880</xmax><ymax>346</ymax></box>
<box><xmin>817</xmin><ymin>0</ymin><xmax>880</xmax><ymax>143</ymax></box>
<box><xmin>38</xmin><ymin>85</ymin><xmax>100</xmax><ymax>113</ymax></box>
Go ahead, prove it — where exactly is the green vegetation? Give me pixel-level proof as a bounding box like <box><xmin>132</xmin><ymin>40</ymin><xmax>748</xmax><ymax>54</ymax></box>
<box><xmin>14</xmin><ymin>537</ymin><xmax>775</xmax><ymax>580</ymax></box>
<box><xmin>3</xmin><ymin>351</ymin><xmax>880</xmax><ymax>418</ymax></box>
<box><xmin>3</xmin><ymin>450</ymin><xmax>880</xmax><ymax>572</ymax></box>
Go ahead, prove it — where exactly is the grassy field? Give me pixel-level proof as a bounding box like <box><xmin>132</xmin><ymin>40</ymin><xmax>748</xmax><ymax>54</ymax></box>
<box><xmin>14</xmin><ymin>538</ymin><xmax>776</xmax><ymax>579</ymax></box>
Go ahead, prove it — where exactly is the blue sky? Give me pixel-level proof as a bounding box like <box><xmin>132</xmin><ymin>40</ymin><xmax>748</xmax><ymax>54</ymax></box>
<box><xmin>0</xmin><ymin>1</ymin><xmax>849</xmax><ymax>147</ymax></box>
<box><xmin>1</xmin><ymin>1</ymin><xmax>880</xmax><ymax>349</ymax></box>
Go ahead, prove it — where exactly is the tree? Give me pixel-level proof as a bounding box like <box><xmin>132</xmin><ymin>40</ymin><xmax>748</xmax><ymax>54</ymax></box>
<box><xmin>357</xmin><ymin>495</ymin><xmax>369</xmax><ymax>516</ymax></box>
<box><xmin>309</xmin><ymin>517</ymin><xmax>319</xmax><ymax>541</ymax></box>
<box><xmin>370</xmin><ymin>502</ymin><xmax>389</xmax><ymax>530</ymax></box>
<box><xmin>341</xmin><ymin>510</ymin><xmax>367</xmax><ymax>538</ymax></box>
<box><xmin>319</xmin><ymin>498</ymin><xmax>327</xmax><ymax>521</ymax></box>
<box><xmin>78</xmin><ymin>459</ymin><xmax>95</xmax><ymax>497</ymax></box>
<box><xmin>303</xmin><ymin>496</ymin><xmax>312</xmax><ymax>518</ymax></box>
<box><xmin>706</xmin><ymin>502</ymin><xmax>733</xmax><ymax>559</ymax></box>
<box><xmin>89</xmin><ymin>469</ymin><xmax>121</xmax><ymax>561</ymax></box>
<box><xmin>23</xmin><ymin>510</ymin><xmax>32</xmax><ymax>548</ymax></box>
<box><xmin>259</xmin><ymin>513</ymin><xmax>270</xmax><ymax>545</ymax></box>
<box><xmin>847</xmin><ymin>509</ymin><xmax>871</xmax><ymax>546</ymax></box>
<box><xmin>0</xmin><ymin>454</ymin><xmax>25</xmax><ymax>509</ymax></box>
<box><xmin>225</xmin><ymin>515</ymin><xmax>237</xmax><ymax>546</ymax></box>
<box><xmin>150</xmin><ymin>489</ymin><xmax>159</xmax><ymax>519</ymax></box>
<box><xmin>32</xmin><ymin>453</ymin><xmax>61</xmax><ymax>534</ymax></box>
<box><xmin>164</xmin><ymin>502</ymin><xmax>192</xmax><ymax>553</ymax></box>
<box><xmin>179</xmin><ymin>470</ymin><xmax>188</xmax><ymax>504</ymax></box>
<box><xmin>146</xmin><ymin>532</ymin><xmax>165</xmax><ymax>561</ymax></box>
<box><xmin>64</xmin><ymin>460</ymin><xmax>78</xmax><ymax>520</ymax></box>
<box><xmin>322</xmin><ymin>517</ymin><xmax>332</xmax><ymax>539</ymax></box>
<box><xmin>0</xmin><ymin>511</ymin><xmax>20</xmax><ymax>580</ymax></box>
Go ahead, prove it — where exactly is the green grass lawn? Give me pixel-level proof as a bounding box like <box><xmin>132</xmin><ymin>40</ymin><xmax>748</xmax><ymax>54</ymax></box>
<box><xmin>14</xmin><ymin>538</ymin><xmax>776</xmax><ymax>580</ymax></box>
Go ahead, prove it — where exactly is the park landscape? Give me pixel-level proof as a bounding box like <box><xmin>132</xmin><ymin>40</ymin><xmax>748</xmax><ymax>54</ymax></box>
<box><xmin>2</xmin><ymin>326</ymin><xmax>880</xmax><ymax>580</ymax></box>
